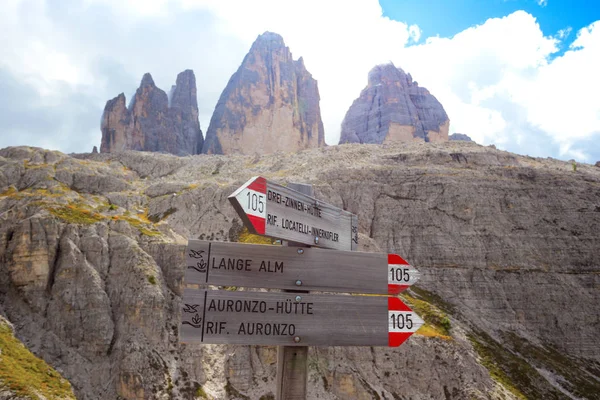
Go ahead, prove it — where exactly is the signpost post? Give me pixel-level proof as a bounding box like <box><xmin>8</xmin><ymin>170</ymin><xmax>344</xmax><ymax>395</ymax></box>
<box><xmin>180</xmin><ymin>176</ymin><xmax>423</xmax><ymax>400</ymax></box>
<box><xmin>277</xmin><ymin>181</ymin><xmax>313</xmax><ymax>400</ymax></box>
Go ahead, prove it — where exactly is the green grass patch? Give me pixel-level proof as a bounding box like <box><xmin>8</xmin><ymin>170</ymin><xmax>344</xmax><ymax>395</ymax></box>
<box><xmin>147</xmin><ymin>275</ymin><xmax>157</xmax><ymax>285</ymax></box>
<box><xmin>401</xmin><ymin>292</ymin><xmax>452</xmax><ymax>337</ymax></box>
<box><xmin>137</xmin><ymin>227</ymin><xmax>161</xmax><ymax>237</ymax></box>
<box><xmin>238</xmin><ymin>227</ymin><xmax>273</xmax><ymax>245</ymax></box>
<box><xmin>1</xmin><ymin>187</ymin><xmax>70</xmax><ymax>201</ymax></box>
<box><xmin>118</xmin><ymin>215</ymin><xmax>161</xmax><ymax>237</ymax></box>
<box><xmin>468</xmin><ymin>331</ymin><xmax>528</xmax><ymax>400</ymax></box>
<box><xmin>48</xmin><ymin>204</ymin><xmax>105</xmax><ymax>225</ymax></box>
<box><xmin>0</xmin><ymin>322</ymin><xmax>76</xmax><ymax>399</ymax></box>
<box><xmin>415</xmin><ymin>324</ymin><xmax>451</xmax><ymax>340</ymax></box>
<box><xmin>195</xmin><ymin>385</ymin><xmax>208</xmax><ymax>399</ymax></box>
<box><xmin>468</xmin><ymin>330</ymin><xmax>565</xmax><ymax>400</ymax></box>
<box><xmin>23</xmin><ymin>160</ymin><xmax>51</xmax><ymax>170</ymax></box>
<box><xmin>503</xmin><ymin>332</ymin><xmax>600</xmax><ymax>399</ymax></box>
<box><xmin>407</xmin><ymin>286</ymin><xmax>455</xmax><ymax>314</ymax></box>
<box><xmin>0</xmin><ymin>186</ymin><xmax>18</xmax><ymax>198</ymax></box>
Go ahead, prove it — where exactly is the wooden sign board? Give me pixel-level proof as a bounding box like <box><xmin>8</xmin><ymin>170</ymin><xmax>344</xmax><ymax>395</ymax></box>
<box><xmin>228</xmin><ymin>177</ymin><xmax>358</xmax><ymax>251</ymax></box>
<box><xmin>186</xmin><ymin>240</ymin><xmax>420</xmax><ymax>295</ymax></box>
<box><xmin>180</xmin><ymin>289</ymin><xmax>424</xmax><ymax>347</ymax></box>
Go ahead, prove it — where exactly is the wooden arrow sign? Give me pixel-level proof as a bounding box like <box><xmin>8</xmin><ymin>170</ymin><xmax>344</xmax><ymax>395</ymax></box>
<box><xmin>180</xmin><ymin>289</ymin><xmax>424</xmax><ymax>347</ymax></box>
<box><xmin>228</xmin><ymin>177</ymin><xmax>358</xmax><ymax>251</ymax></box>
<box><xmin>186</xmin><ymin>240</ymin><xmax>420</xmax><ymax>295</ymax></box>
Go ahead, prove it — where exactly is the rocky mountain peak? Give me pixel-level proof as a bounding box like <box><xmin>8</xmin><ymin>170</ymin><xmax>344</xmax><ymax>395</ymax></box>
<box><xmin>140</xmin><ymin>72</ymin><xmax>156</xmax><ymax>87</ymax></box>
<box><xmin>367</xmin><ymin>63</ymin><xmax>403</xmax><ymax>86</ymax></box>
<box><xmin>170</xmin><ymin>70</ymin><xmax>196</xmax><ymax>108</ymax></box>
<box><xmin>449</xmin><ymin>133</ymin><xmax>473</xmax><ymax>142</ymax></box>
<box><xmin>340</xmin><ymin>62</ymin><xmax>449</xmax><ymax>145</ymax></box>
<box><xmin>252</xmin><ymin>31</ymin><xmax>287</xmax><ymax>49</ymax></box>
<box><xmin>202</xmin><ymin>32</ymin><xmax>325</xmax><ymax>155</ymax></box>
<box><xmin>100</xmin><ymin>70</ymin><xmax>204</xmax><ymax>156</ymax></box>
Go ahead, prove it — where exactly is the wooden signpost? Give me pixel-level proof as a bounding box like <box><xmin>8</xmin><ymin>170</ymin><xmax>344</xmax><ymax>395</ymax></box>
<box><xmin>180</xmin><ymin>289</ymin><xmax>424</xmax><ymax>347</ymax></box>
<box><xmin>180</xmin><ymin>176</ymin><xmax>423</xmax><ymax>400</ymax></box>
<box><xmin>228</xmin><ymin>176</ymin><xmax>358</xmax><ymax>251</ymax></box>
<box><xmin>185</xmin><ymin>240</ymin><xmax>420</xmax><ymax>295</ymax></box>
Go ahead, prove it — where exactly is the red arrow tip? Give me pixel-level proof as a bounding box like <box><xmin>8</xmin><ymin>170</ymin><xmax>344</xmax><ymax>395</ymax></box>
<box><xmin>248</xmin><ymin>214</ymin><xmax>266</xmax><ymax>235</ymax></box>
<box><xmin>388</xmin><ymin>332</ymin><xmax>414</xmax><ymax>347</ymax></box>
<box><xmin>388</xmin><ymin>254</ymin><xmax>409</xmax><ymax>265</ymax></box>
<box><xmin>388</xmin><ymin>297</ymin><xmax>413</xmax><ymax>312</ymax></box>
<box><xmin>247</xmin><ymin>176</ymin><xmax>267</xmax><ymax>193</ymax></box>
<box><xmin>388</xmin><ymin>284</ymin><xmax>409</xmax><ymax>295</ymax></box>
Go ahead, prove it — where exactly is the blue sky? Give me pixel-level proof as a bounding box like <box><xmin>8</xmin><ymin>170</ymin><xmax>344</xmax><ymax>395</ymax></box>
<box><xmin>0</xmin><ymin>0</ymin><xmax>599</xmax><ymax>162</ymax></box>
<box><xmin>381</xmin><ymin>0</ymin><xmax>599</xmax><ymax>53</ymax></box>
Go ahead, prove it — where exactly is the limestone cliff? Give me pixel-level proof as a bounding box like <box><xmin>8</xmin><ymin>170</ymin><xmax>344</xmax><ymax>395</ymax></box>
<box><xmin>202</xmin><ymin>32</ymin><xmax>325</xmax><ymax>155</ymax></box>
<box><xmin>100</xmin><ymin>70</ymin><xmax>203</xmax><ymax>156</ymax></box>
<box><xmin>1</xmin><ymin>143</ymin><xmax>599</xmax><ymax>399</ymax></box>
<box><xmin>340</xmin><ymin>63</ymin><xmax>449</xmax><ymax>144</ymax></box>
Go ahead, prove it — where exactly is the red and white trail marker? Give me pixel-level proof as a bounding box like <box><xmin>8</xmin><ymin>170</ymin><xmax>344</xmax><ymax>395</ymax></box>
<box><xmin>229</xmin><ymin>176</ymin><xmax>358</xmax><ymax>251</ymax></box>
<box><xmin>185</xmin><ymin>240</ymin><xmax>420</xmax><ymax>295</ymax></box>
<box><xmin>230</xmin><ymin>176</ymin><xmax>268</xmax><ymax>235</ymax></box>
<box><xmin>178</xmin><ymin>176</ymin><xmax>426</xmax><ymax>351</ymax></box>
<box><xmin>388</xmin><ymin>254</ymin><xmax>421</xmax><ymax>295</ymax></box>
<box><xmin>388</xmin><ymin>297</ymin><xmax>425</xmax><ymax>347</ymax></box>
<box><xmin>180</xmin><ymin>289</ymin><xmax>425</xmax><ymax>347</ymax></box>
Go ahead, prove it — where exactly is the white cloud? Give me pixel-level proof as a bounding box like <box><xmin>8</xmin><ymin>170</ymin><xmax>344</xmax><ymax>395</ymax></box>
<box><xmin>167</xmin><ymin>0</ymin><xmax>421</xmax><ymax>144</ymax></box>
<box><xmin>556</xmin><ymin>26</ymin><xmax>572</xmax><ymax>39</ymax></box>
<box><xmin>537</xmin><ymin>0</ymin><xmax>548</xmax><ymax>7</ymax></box>
<box><xmin>395</xmin><ymin>12</ymin><xmax>600</xmax><ymax>161</ymax></box>
<box><xmin>0</xmin><ymin>0</ymin><xmax>599</xmax><ymax>162</ymax></box>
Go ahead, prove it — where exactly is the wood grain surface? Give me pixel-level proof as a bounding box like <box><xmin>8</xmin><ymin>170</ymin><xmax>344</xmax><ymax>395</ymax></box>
<box><xmin>185</xmin><ymin>240</ymin><xmax>419</xmax><ymax>294</ymax></box>
<box><xmin>180</xmin><ymin>289</ymin><xmax>422</xmax><ymax>346</ymax></box>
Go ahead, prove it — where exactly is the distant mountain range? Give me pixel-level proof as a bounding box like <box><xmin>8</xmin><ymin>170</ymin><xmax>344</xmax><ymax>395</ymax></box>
<box><xmin>100</xmin><ymin>32</ymin><xmax>461</xmax><ymax>156</ymax></box>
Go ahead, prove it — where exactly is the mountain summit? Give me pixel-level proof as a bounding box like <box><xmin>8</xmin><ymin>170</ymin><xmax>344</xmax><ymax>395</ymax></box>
<box><xmin>340</xmin><ymin>63</ymin><xmax>449</xmax><ymax>144</ymax></box>
<box><xmin>100</xmin><ymin>70</ymin><xmax>204</xmax><ymax>155</ymax></box>
<box><xmin>202</xmin><ymin>32</ymin><xmax>325</xmax><ymax>155</ymax></box>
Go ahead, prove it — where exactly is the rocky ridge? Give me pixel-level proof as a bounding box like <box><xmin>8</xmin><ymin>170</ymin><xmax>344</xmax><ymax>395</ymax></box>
<box><xmin>0</xmin><ymin>143</ymin><xmax>599</xmax><ymax>399</ymax></box>
<box><xmin>449</xmin><ymin>133</ymin><xmax>473</xmax><ymax>142</ymax></box>
<box><xmin>100</xmin><ymin>70</ymin><xmax>204</xmax><ymax>156</ymax></box>
<box><xmin>340</xmin><ymin>63</ymin><xmax>449</xmax><ymax>145</ymax></box>
<box><xmin>202</xmin><ymin>32</ymin><xmax>325</xmax><ymax>155</ymax></box>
